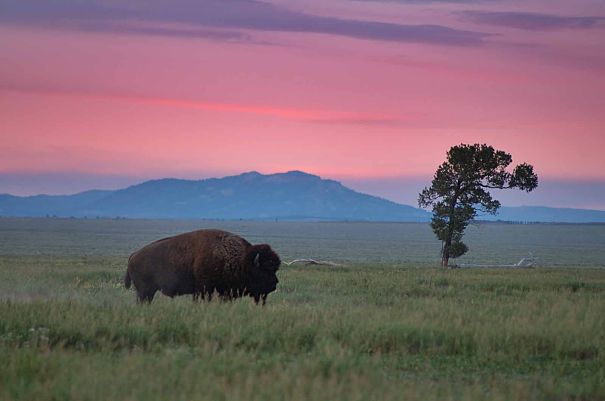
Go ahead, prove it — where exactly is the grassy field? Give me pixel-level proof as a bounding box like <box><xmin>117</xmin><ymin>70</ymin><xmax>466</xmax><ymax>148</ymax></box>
<box><xmin>0</xmin><ymin>218</ymin><xmax>604</xmax><ymax>400</ymax></box>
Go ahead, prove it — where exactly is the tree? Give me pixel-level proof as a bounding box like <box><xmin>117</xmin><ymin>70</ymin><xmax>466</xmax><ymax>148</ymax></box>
<box><xmin>418</xmin><ymin>144</ymin><xmax>538</xmax><ymax>268</ymax></box>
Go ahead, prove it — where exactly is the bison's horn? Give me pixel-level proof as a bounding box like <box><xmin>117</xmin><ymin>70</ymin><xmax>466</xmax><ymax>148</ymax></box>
<box><xmin>254</xmin><ymin>253</ymin><xmax>260</xmax><ymax>267</ymax></box>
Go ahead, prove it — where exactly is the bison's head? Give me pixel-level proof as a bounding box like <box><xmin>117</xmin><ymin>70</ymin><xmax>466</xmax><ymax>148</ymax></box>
<box><xmin>246</xmin><ymin>244</ymin><xmax>281</xmax><ymax>301</ymax></box>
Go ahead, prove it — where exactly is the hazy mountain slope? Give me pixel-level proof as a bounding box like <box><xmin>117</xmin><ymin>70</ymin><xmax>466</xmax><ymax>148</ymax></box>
<box><xmin>488</xmin><ymin>206</ymin><xmax>605</xmax><ymax>223</ymax></box>
<box><xmin>91</xmin><ymin>171</ymin><xmax>428</xmax><ymax>220</ymax></box>
<box><xmin>0</xmin><ymin>171</ymin><xmax>428</xmax><ymax>221</ymax></box>
<box><xmin>0</xmin><ymin>190</ymin><xmax>112</xmax><ymax>217</ymax></box>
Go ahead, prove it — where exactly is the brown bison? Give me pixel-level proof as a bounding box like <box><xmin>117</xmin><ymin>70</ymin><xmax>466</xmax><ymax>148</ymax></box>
<box><xmin>124</xmin><ymin>229</ymin><xmax>281</xmax><ymax>304</ymax></box>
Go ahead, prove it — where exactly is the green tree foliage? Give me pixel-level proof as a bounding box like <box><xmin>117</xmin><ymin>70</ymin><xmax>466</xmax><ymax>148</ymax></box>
<box><xmin>419</xmin><ymin>144</ymin><xmax>538</xmax><ymax>268</ymax></box>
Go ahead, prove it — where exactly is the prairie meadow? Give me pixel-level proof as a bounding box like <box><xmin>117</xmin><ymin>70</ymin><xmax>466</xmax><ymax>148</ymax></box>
<box><xmin>0</xmin><ymin>218</ymin><xmax>604</xmax><ymax>400</ymax></box>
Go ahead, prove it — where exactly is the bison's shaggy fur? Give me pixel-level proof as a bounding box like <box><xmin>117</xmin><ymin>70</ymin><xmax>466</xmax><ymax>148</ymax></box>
<box><xmin>124</xmin><ymin>229</ymin><xmax>281</xmax><ymax>304</ymax></box>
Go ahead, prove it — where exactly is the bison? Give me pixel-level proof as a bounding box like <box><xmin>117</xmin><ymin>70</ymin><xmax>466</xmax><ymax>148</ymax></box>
<box><xmin>124</xmin><ymin>229</ymin><xmax>281</xmax><ymax>304</ymax></box>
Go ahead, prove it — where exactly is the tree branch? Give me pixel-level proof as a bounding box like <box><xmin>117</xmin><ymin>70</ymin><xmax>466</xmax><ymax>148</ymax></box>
<box><xmin>479</xmin><ymin>184</ymin><xmax>512</xmax><ymax>189</ymax></box>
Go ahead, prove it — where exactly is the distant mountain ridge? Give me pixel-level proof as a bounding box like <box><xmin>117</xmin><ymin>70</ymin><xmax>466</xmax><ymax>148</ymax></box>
<box><xmin>483</xmin><ymin>206</ymin><xmax>605</xmax><ymax>224</ymax></box>
<box><xmin>1</xmin><ymin>171</ymin><xmax>604</xmax><ymax>222</ymax></box>
<box><xmin>0</xmin><ymin>171</ymin><xmax>427</xmax><ymax>221</ymax></box>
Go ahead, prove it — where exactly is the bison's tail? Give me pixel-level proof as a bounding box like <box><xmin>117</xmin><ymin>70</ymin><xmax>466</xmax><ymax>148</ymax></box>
<box><xmin>124</xmin><ymin>270</ymin><xmax>132</xmax><ymax>289</ymax></box>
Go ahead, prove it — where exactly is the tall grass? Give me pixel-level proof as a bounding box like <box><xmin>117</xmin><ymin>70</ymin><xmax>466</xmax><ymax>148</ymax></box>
<box><xmin>0</xmin><ymin>219</ymin><xmax>604</xmax><ymax>400</ymax></box>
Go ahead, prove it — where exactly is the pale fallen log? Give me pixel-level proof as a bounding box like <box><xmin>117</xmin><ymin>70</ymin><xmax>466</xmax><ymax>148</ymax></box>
<box><xmin>284</xmin><ymin>258</ymin><xmax>343</xmax><ymax>267</ymax></box>
<box><xmin>454</xmin><ymin>255</ymin><xmax>536</xmax><ymax>269</ymax></box>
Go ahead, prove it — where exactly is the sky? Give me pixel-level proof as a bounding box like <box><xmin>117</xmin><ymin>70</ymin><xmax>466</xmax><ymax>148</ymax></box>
<box><xmin>1</xmin><ymin>0</ymin><xmax>604</xmax><ymax>209</ymax></box>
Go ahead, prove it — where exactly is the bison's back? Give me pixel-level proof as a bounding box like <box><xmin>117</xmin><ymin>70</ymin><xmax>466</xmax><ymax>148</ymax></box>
<box><xmin>127</xmin><ymin>229</ymin><xmax>251</xmax><ymax>300</ymax></box>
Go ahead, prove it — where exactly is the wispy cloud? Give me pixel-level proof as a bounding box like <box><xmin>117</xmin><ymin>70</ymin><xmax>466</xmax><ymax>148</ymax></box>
<box><xmin>307</xmin><ymin>117</ymin><xmax>405</xmax><ymax>127</ymax></box>
<box><xmin>0</xmin><ymin>85</ymin><xmax>404</xmax><ymax>126</ymax></box>
<box><xmin>0</xmin><ymin>0</ymin><xmax>489</xmax><ymax>46</ymax></box>
<box><xmin>458</xmin><ymin>10</ymin><xmax>605</xmax><ymax>31</ymax></box>
<box><xmin>66</xmin><ymin>21</ymin><xmax>257</xmax><ymax>43</ymax></box>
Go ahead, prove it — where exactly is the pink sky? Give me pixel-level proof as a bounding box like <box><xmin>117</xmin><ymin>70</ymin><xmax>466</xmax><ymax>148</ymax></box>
<box><xmin>1</xmin><ymin>0</ymin><xmax>604</xmax><ymax>208</ymax></box>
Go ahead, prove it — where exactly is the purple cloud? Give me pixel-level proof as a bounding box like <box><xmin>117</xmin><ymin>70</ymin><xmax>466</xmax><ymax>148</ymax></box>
<box><xmin>354</xmin><ymin>0</ymin><xmax>497</xmax><ymax>3</ymax></box>
<box><xmin>0</xmin><ymin>0</ymin><xmax>489</xmax><ymax>46</ymax></box>
<box><xmin>458</xmin><ymin>10</ymin><xmax>605</xmax><ymax>31</ymax></box>
<box><xmin>60</xmin><ymin>20</ymin><xmax>265</xmax><ymax>44</ymax></box>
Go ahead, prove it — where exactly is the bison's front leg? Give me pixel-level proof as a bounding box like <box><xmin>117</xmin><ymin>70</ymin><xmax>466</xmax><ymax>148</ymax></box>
<box><xmin>252</xmin><ymin>294</ymin><xmax>268</xmax><ymax>305</ymax></box>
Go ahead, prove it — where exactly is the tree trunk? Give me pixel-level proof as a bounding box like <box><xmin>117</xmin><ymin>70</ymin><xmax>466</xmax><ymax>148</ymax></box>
<box><xmin>442</xmin><ymin>192</ymin><xmax>458</xmax><ymax>269</ymax></box>
<box><xmin>441</xmin><ymin>237</ymin><xmax>451</xmax><ymax>268</ymax></box>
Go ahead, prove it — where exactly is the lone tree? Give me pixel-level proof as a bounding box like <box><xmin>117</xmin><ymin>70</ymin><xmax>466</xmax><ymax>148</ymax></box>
<box><xmin>418</xmin><ymin>144</ymin><xmax>538</xmax><ymax>268</ymax></box>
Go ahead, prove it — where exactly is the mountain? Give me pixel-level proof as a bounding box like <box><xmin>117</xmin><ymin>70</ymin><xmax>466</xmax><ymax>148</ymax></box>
<box><xmin>484</xmin><ymin>206</ymin><xmax>605</xmax><ymax>224</ymax></box>
<box><xmin>0</xmin><ymin>171</ymin><xmax>428</xmax><ymax>221</ymax></box>
<box><xmin>1</xmin><ymin>171</ymin><xmax>604</xmax><ymax>222</ymax></box>
<box><xmin>0</xmin><ymin>190</ymin><xmax>112</xmax><ymax>217</ymax></box>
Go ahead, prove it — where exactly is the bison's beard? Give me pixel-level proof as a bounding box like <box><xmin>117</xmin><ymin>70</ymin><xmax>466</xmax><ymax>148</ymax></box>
<box><xmin>247</xmin><ymin>273</ymin><xmax>278</xmax><ymax>300</ymax></box>
<box><xmin>251</xmin><ymin>277</ymin><xmax>278</xmax><ymax>295</ymax></box>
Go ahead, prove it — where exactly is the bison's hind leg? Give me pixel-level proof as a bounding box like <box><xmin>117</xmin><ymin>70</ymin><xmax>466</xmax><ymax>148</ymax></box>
<box><xmin>136</xmin><ymin>287</ymin><xmax>157</xmax><ymax>303</ymax></box>
<box><xmin>252</xmin><ymin>293</ymin><xmax>269</xmax><ymax>305</ymax></box>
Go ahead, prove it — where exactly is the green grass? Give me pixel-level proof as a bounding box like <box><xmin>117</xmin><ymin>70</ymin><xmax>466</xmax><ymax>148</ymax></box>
<box><xmin>0</xmin><ymin>218</ymin><xmax>604</xmax><ymax>400</ymax></box>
